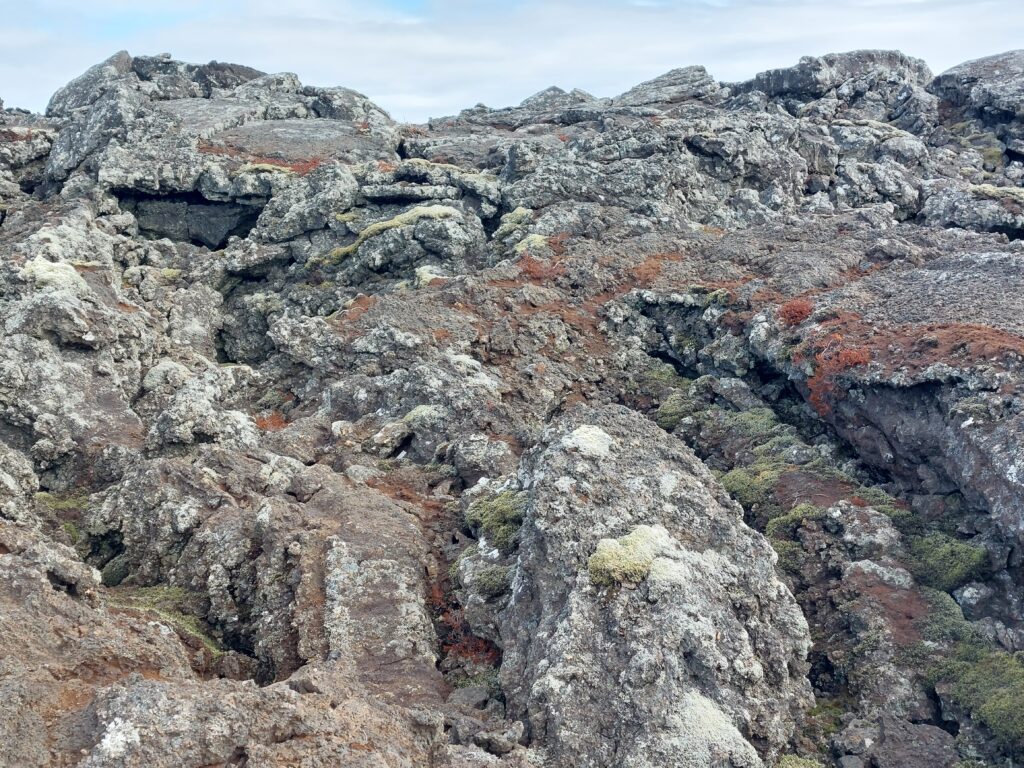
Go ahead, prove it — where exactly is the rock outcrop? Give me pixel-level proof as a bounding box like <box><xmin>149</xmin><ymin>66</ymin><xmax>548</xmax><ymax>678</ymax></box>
<box><xmin>3</xmin><ymin>47</ymin><xmax>1024</xmax><ymax>767</ymax></box>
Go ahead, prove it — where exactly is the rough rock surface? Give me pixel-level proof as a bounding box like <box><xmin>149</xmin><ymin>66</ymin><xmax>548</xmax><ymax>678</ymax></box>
<box><xmin>3</xmin><ymin>48</ymin><xmax>1024</xmax><ymax>767</ymax></box>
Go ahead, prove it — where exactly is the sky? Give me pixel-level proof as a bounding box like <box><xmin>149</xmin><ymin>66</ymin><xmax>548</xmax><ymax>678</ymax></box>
<box><xmin>1</xmin><ymin>0</ymin><xmax>1022</xmax><ymax>122</ymax></box>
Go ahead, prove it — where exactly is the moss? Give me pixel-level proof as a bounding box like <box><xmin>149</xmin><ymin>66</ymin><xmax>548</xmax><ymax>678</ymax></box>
<box><xmin>320</xmin><ymin>204</ymin><xmax>461</xmax><ymax>263</ymax></box>
<box><xmin>766</xmin><ymin>503</ymin><xmax>824</xmax><ymax>540</ymax></box>
<box><xmin>851</xmin><ymin>485</ymin><xmax>909</xmax><ymax>523</ymax></box>
<box><xmin>403</xmin><ymin>404</ymin><xmax>443</xmax><ymax>423</ymax></box>
<box><xmin>34</xmin><ymin>490</ymin><xmax>89</xmax><ymax>511</ymax></box>
<box><xmin>920</xmin><ymin>588</ymin><xmax>980</xmax><ymax>645</ymax></box>
<box><xmin>465</xmin><ymin>491</ymin><xmax>527</xmax><ymax>554</ymax></box>
<box><xmin>639</xmin><ymin>362</ymin><xmax>690</xmax><ymax>394</ymax></box>
<box><xmin>910</xmin><ymin>590</ymin><xmax>1024</xmax><ymax>753</ymax></box>
<box><xmin>907</xmin><ymin>533</ymin><xmax>988</xmax><ymax>593</ymax></box>
<box><xmin>512</xmin><ymin>233</ymin><xmax>550</xmax><ymax>255</ymax></box>
<box><xmin>237</xmin><ymin>162</ymin><xmax>297</xmax><ymax>175</ymax></box>
<box><xmin>333</xmin><ymin>210</ymin><xmax>360</xmax><ymax>223</ymax></box>
<box><xmin>474</xmin><ymin>565</ymin><xmax>512</xmax><ymax>599</ymax></box>
<box><xmin>671</xmin><ymin>331</ymin><xmax>696</xmax><ymax>354</ymax></box>
<box><xmin>587</xmin><ymin>526</ymin><xmax>661</xmax><ymax>588</ymax></box>
<box><xmin>160</xmin><ymin>268</ymin><xmax>183</xmax><ymax>280</ymax></box>
<box><xmin>778</xmin><ymin>757</ymin><xmax>823</xmax><ymax>768</ymax></box>
<box><xmin>107</xmin><ymin>585</ymin><xmax>224</xmax><ymax>657</ymax></box>
<box><xmin>492</xmin><ymin>206</ymin><xmax>533</xmax><ymax>240</ymax></box>
<box><xmin>772</xmin><ymin>539</ymin><xmax>803</xmax><ymax>574</ymax></box>
<box><xmin>971</xmin><ymin>183</ymin><xmax>1024</xmax><ymax>205</ymax></box>
<box><xmin>723</xmin><ymin>407</ymin><xmax>783</xmax><ymax>441</ymax></box>
<box><xmin>61</xmin><ymin>521</ymin><xmax>80</xmax><ymax>544</ymax></box>
<box><xmin>751</xmin><ymin>433</ymin><xmax>802</xmax><ymax>457</ymax></box>
<box><xmin>656</xmin><ymin>390</ymin><xmax>693</xmax><ymax>431</ymax></box>
<box><xmin>980</xmin><ymin>146</ymin><xmax>1005</xmax><ymax>170</ymax></box>
<box><xmin>720</xmin><ymin>461</ymin><xmax>787</xmax><ymax>514</ymax></box>
<box><xmin>452</xmin><ymin>668</ymin><xmax>501</xmax><ymax>696</ymax></box>
<box><xmin>937</xmin><ymin>647</ymin><xmax>1024</xmax><ymax>752</ymax></box>
<box><xmin>704</xmin><ymin>288</ymin><xmax>731</xmax><ymax>307</ymax></box>
<box><xmin>806</xmin><ymin>696</ymin><xmax>850</xmax><ymax>739</ymax></box>
<box><xmin>448</xmin><ymin>550</ymin><xmax>468</xmax><ymax>585</ymax></box>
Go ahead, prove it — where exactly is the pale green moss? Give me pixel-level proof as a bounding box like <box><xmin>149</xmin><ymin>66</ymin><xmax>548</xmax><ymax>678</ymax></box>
<box><xmin>160</xmin><ymin>268</ymin><xmax>183</xmax><ymax>280</ymax></box>
<box><xmin>908</xmin><ymin>533</ymin><xmax>988</xmax><ymax>593</ymax></box>
<box><xmin>61</xmin><ymin>522</ymin><xmax>80</xmax><ymax>544</ymax></box>
<box><xmin>452</xmin><ymin>668</ymin><xmax>501</xmax><ymax>695</ymax></box>
<box><xmin>766</xmin><ymin>503</ymin><xmax>823</xmax><ymax>540</ymax></box>
<box><xmin>492</xmin><ymin>206</ymin><xmax>534</xmax><ymax>240</ymax></box>
<box><xmin>474</xmin><ymin>565</ymin><xmax>512</xmax><ymax>598</ymax></box>
<box><xmin>723</xmin><ymin>407</ymin><xmax>783</xmax><ymax>441</ymax></box>
<box><xmin>107</xmin><ymin>585</ymin><xmax>224</xmax><ymax>657</ymax></box>
<box><xmin>465</xmin><ymin>491</ymin><xmax>527</xmax><ymax>554</ymax></box>
<box><xmin>236</xmin><ymin>162</ymin><xmax>297</xmax><ymax>176</ymax></box>
<box><xmin>588</xmin><ymin>526</ymin><xmax>662</xmax><ymax>588</ymax></box>
<box><xmin>778</xmin><ymin>757</ymin><xmax>823</xmax><ymax>768</ymax></box>
<box><xmin>971</xmin><ymin>183</ymin><xmax>1024</xmax><ymax>205</ymax></box>
<box><xmin>937</xmin><ymin>645</ymin><xmax>1024</xmax><ymax>751</ymax></box>
<box><xmin>334</xmin><ymin>210</ymin><xmax>360</xmax><ymax>223</ymax></box>
<box><xmin>512</xmin><ymin>233</ymin><xmax>550</xmax><ymax>255</ymax></box>
<box><xmin>320</xmin><ymin>204</ymin><xmax>461</xmax><ymax>263</ymax></box>
<box><xmin>656</xmin><ymin>390</ymin><xmax>693</xmax><ymax>431</ymax></box>
<box><xmin>34</xmin><ymin>490</ymin><xmax>89</xmax><ymax>511</ymax></box>
<box><xmin>720</xmin><ymin>461</ymin><xmax>787</xmax><ymax>514</ymax></box>
<box><xmin>980</xmin><ymin>147</ymin><xmax>1005</xmax><ymax>169</ymax></box>
<box><xmin>403</xmin><ymin>404</ymin><xmax>443</xmax><ymax>423</ymax></box>
<box><xmin>640</xmin><ymin>362</ymin><xmax>690</xmax><ymax>393</ymax></box>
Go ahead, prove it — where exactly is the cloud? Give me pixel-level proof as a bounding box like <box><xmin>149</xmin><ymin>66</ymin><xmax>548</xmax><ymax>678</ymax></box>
<box><xmin>2</xmin><ymin>0</ymin><xmax>1022</xmax><ymax>121</ymax></box>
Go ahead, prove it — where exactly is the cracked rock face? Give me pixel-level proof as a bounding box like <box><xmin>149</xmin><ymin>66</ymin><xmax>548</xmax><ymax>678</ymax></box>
<box><xmin>3</xmin><ymin>47</ymin><xmax>1024</xmax><ymax>767</ymax></box>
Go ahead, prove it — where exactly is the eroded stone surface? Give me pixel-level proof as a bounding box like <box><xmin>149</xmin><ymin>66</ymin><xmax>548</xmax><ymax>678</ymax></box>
<box><xmin>3</xmin><ymin>48</ymin><xmax>1024</xmax><ymax>767</ymax></box>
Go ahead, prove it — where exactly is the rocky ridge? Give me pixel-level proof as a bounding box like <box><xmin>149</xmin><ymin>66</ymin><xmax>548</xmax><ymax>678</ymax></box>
<box><xmin>1</xmin><ymin>48</ymin><xmax>1024</xmax><ymax>767</ymax></box>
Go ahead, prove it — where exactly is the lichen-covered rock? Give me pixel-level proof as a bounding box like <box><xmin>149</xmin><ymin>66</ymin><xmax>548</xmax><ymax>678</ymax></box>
<box><xmin>494</xmin><ymin>406</ymin><xmax>811</xmax><ymax>767</ymax></box>
<box><xmin>4</xmin><ymin>45</ymin><xmax>1024</xmax><ymax>768</ymax></box>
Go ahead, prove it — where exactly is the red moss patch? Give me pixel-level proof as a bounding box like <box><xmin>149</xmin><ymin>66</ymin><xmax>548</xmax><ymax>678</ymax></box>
<box><xmin>780</xmin><ymin>298</ymin><xmax>814</xmax><ymax>326</ymax></box>
<box><xmin>196</xmin><ymin>140</ymin><xmax>324</xmax><ymax>175</ymax></box>
<box><xmin>518</xmin><ymin>253</ymin><xmax>567</xmax><ymax>282</ymax></box>
<box><xmin>255</xmin><ymin>411</ymin><xmax>288</xmax><ymax>431</ymax></box>
<box><xmin>629</xmin><ymin>251</ymin><xmax>685</xmax><ymax>284</ymax></box>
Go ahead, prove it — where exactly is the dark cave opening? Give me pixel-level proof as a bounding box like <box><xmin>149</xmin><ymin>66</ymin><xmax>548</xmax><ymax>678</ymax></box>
<box><xmin>116</xmin><ymin>189</ymin><xmax>265</xmax><ymax>249</ymax></box>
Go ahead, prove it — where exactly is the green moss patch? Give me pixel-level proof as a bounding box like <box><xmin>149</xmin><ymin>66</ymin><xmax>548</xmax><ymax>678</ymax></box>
<box><xmin>934</xmin><ymin>643</ymin><xmax>1024</xmax><ymax>753</ymax></box>
<box><xmin>321</xmin><ymin>204</ymin><xmax>460</xmax><ymax>263</ymax></box>
<box><xmin>588</xmin><ymin>526</ymin><xmax>662</xmax><ymax>588</ymax></box>
<box><xmin>720</xmin><ymin>461</ymin><xmax>788</xmax><ymax>516</ymax></box>
<box><xmin>474</xmin><ymin>565</ymin><xmax>512</xmax><ymax>599</ymax></box>
<box><xmin>778</xmin><ymin>757</ymin><xmax>823</xmax><ymax>768</ymax></box>
<box><xmin>465</xmin><ymin>491</ymin><xmax>527</xmax><ymax>554</ymax></box>
<box><xmin>908</xmin><ymin>533</ymin><xmax>988</xmax><ymax>593</ymax></box>
<box><xmin>34</xmin><ymin>490</ymin><xmax>89</xmax><ymax>512</ymax></box>
<box><xmin>766</xmin><ymin>503</ymin><xmax>824</xmax><ymax>541</ymax></box>
<box><xmin>914</xmin><ymin>590</ymin><xmax>1024</xmax><ymax>754</ymax></box>
<box><xmin>107</xmin><ymin>585</ymin><xmax>224</xmax><ymax>658</ymax></box>
<box><xmin>656</xmin><ymin>390</ymin><xmax>693</xmax><ymax>431</ymax></box>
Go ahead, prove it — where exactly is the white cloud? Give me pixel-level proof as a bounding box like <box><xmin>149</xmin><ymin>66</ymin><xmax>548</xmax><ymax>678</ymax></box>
<box><xmin>2</xmin><ymin>0</ymin><xmax>1022</xmax><ymax>121</ymax></box>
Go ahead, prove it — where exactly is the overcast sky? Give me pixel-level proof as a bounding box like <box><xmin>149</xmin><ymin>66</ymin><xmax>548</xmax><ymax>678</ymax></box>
<box><xmin>2</xmin><ymin>0</ymin><xmax>1022</xmax><ymax>121</ymax></box>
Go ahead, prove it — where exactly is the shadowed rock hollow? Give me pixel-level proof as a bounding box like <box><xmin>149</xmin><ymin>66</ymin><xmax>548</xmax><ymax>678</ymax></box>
<box><xmin>2</xmin><ymin>48</ymin><xmax>1024</xmax><ymax>767</ymax></box>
